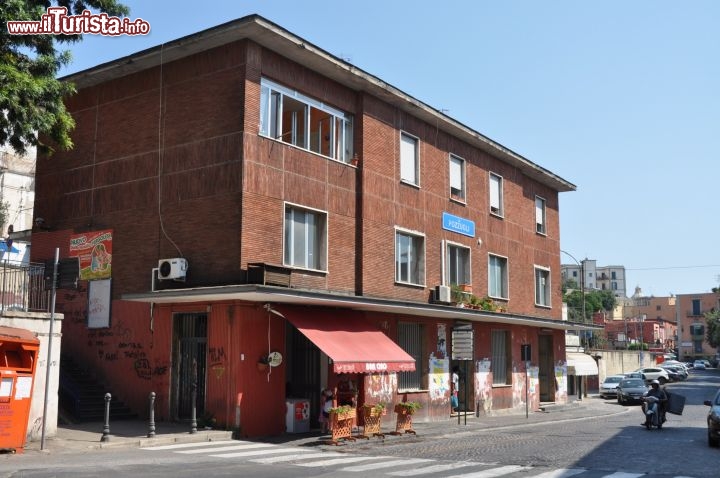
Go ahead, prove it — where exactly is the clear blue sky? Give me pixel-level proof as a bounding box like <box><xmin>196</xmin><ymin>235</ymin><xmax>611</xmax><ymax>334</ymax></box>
<box><xmin>55</xmin><ymin>1</ymin><xmax>720</xmax><ymax>297</ymax></box>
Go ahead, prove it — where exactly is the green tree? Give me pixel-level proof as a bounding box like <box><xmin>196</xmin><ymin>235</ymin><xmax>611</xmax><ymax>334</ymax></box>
<box><xmin>562</xmin><ymin>279</ymin><xmax>617</xmax><ymax>322</ymax></box>
<box><xmin>706</xmin><ymin>309</ymin><xmax>720</xmax><ymax>349</ymax></box>
<box><xmin>1</xmin><ymin>0</ymin><xmax>129</xmax><ymax>155</ymax></box>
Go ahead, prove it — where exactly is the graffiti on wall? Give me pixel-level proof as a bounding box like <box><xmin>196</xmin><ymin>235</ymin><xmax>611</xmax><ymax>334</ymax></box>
<box><xmin>429</xmin><ymin>357</ymin><xmax>449</xmax><ymax>401</ymax></box>
<box><xmin>209</xmin><ymin>346</ymin><xmax>226</xmax><ymax>379</ymax></box>
<box><xmin>555</xmin><ymin>364</ymin><xmax>568</xmax><ymax>401</ymax></box>
<box><xmin>475</xmin><ymin>360</ymin><xmax>492</xmax><ymax>412</ymax></box>
<box><xmin>366</xmin><ymin>372</ymin><xmax>396</xmax><ymax>403</ymax></box>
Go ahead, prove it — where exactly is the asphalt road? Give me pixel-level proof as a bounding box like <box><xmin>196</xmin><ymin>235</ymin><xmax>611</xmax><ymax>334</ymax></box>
<box><xmin>1</xmin><ymin>368</ymin><xmax>718</xmax><ymax>478</ymax></box>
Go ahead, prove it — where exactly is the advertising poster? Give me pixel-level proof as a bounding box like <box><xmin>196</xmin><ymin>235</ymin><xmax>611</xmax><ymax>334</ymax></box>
<box><xmin>429</xmin><ymin>357</ymin><xmax>449</xmax><ymax>400</ymax></box>
<box><xmin>69</xmin><ymin>229</ymin><xmax>113</xmax><ymax>280</ymax></box>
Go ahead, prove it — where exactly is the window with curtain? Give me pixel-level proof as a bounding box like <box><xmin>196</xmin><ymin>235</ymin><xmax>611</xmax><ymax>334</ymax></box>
<box><xmin>535</xmin><ymin>196</ymin><xmax>546</xmax><ymax>234</ymax></box>
<box><xmin>449</xmin><ymin>154</ymin><xmax>465</xmax><ymax>201</ymax></box>
<box><xmin>491</xmin><ymin>330</ymin><xmax>510</xmax><ymax>385</ymax></box>
<box><xmin>400</xmin><ymin>132</ymin><xmax>419</xmax><ymax>185</ymax></box>
<box><xmin>284</xmin><ymin>205</ymin><xmax>327</xmax><ymax>271</ymax></box>
<box><xmin>395</xmin><ymin>230</ymin><xmax>425</xmax><ymax>285</ymax></box>
<box><xmin>447</xmin><ymin>243</ymin><xmax>470</xmax><ymax>286</ymax></box>
<box><xmin>488</xmin><ymin>254</ymin><xmax>508</xmax><ymax>299</ymax></box>
<box><xmin>489</xmin><ymin>172</ymin><xmax>503</xmax><ymax>216</ymax></box>
<box><xmin>398</xmin><ymin>322</ymin><xmax>424</xmax><ymax>390</ymax></box>
<box><xmin>535</xmin><ymin>266</ymin><xmax>550</xmax><ymax>307</ymax></box>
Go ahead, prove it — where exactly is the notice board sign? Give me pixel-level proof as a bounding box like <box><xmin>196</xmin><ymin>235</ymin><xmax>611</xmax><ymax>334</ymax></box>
<box><xmin>452</xmin><ymin>322</ymin><xmax>474</xmax><ymax>360</ymax></box>
<box><xmin>88</xmin><ymin>279</ymin><xmax>112</xmax><ymax>328</ymax></box>
<box><xmin>69</xmin><ymin>229</ymin><xmax>113</xmax><ymax>280</ymax></box>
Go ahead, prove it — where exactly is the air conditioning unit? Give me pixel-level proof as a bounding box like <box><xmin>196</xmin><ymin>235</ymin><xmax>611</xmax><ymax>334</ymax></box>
<box><xmin>435</xmin><ymin>285</ymin><xmax>452</xmax><ymax>304</ymax></box>
<box><xmin>158</xmin><ymin>258</ymin><xmax>188</xmax><ymax>281</ymax></box>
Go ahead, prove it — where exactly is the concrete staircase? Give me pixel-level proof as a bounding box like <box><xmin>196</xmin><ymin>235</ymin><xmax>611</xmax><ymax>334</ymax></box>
<box><xmin>59</xmin><ymin>354</ymin><xmax>137</xmax><ymax>423</ymax></box>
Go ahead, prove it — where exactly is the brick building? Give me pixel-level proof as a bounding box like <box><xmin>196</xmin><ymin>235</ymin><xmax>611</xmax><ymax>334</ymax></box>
<box><xmin>675</xmin><ymin>292</ymin><xmax>719</xmax><ymax>361</ymax></box>
<box><xmin>31</xmin><ymin>15</ymin><xmax>588</xmax><ymax>437</ymax></box>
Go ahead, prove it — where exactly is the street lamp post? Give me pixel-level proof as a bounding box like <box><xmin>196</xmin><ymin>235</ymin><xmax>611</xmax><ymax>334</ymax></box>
<box><xmin>561</xmin><ymin>250</ymin><xmax>586</xmax><ymax>324</ymax></box>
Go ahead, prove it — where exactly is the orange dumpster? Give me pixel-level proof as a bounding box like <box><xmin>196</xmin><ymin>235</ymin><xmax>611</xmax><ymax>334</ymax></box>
<box><xmin>0</xmin><ymin>326</ymin><xmax>40</xmax><ymax>454</ymax></box>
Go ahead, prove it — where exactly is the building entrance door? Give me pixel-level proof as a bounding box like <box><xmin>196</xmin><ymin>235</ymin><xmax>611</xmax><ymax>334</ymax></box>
<box><xmin>172</xmin><ymin>312</ymin><xmax>208</xmax><ymax>420</ymax></box>
<box><xmin>538</xmin><ymin>334</ymin><xmax>555</xmax><ymax>402</ymax></box>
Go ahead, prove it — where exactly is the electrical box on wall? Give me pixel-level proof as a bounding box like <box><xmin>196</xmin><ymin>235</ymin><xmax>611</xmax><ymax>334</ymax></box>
<box><xmin>157</xmin><ymin>258</ymin><xmax>188</xmax><ymax>281</ymax></box>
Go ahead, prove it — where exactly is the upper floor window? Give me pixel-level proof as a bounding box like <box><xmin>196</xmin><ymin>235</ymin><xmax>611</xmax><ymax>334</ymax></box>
<box><xmin>260</xmin><ymin>78</ymin><xmax>353</xmax><ymax>163</ymax></box>
<box><xmin>535</xmin><ymin>266</ymin><xmax>551</xmax><ymax>307</ymax></box>
<box><xmin>447</xmin><ymin>243</ymin><xmax>470</xmax><ymax>286</ymax></box>
<box><xmin>535</xmin><ymin>196</ymin><xmax>546</xmax><ymax>235</ymax></box>
<box><xmin>489</xmin><ymin>172</ymin><xmax>504</xmax><ymax>217</ymax></box>
<box><xmin>395</xmin><ymin>229</ymin><xmax>425</xmax><ymax>286</ymax></box>
<box><xmin>488</xmin><ymin>254</ymin><xmax>508</xmax><ymax>299</ymax></box>
<box><xmin>449</xmin><ymin>154</ymin><xmax>466</xmax><ymax>201</ymax></box>
<box><xmin>400</xmin><ymin>132</ymin><xmax>419</xmax><ymax>186</ymax></box>
<box><xmin>284</xmin><ymin>204</ymin><xmax>327</xmax><ymax>271</ymax></box>
<box><xmin>692</xmin><ymin>299</ymin><xmax>701</xmax><ymax>316</ymax></box>
<box><xmin>611</xmin><ymin>271</ymin><xmax>617</xmax><ymax>280</ymax></box>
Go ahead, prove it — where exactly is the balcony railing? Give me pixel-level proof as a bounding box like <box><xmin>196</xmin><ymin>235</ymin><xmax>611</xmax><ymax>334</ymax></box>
<box><xmin>0</xmin><ymin>261</ymin><xmax>49</xmax><ymax>313</ymax></box>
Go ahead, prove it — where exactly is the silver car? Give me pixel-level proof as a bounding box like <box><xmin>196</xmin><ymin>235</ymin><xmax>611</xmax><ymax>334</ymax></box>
<box><xmin>600</xmin><ymin>375</ymin><xmax>625</xmax><ymax>399</ymax></box>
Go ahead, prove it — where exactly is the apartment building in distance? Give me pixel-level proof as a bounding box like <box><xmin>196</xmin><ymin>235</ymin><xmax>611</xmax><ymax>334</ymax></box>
<box><xmin>561</xmin><ymin>259</ymin><xmax>627</xmax><ymax>298</ymax></box>
<box><xmin>30</xmin><ymin>15</ymin><xmax>591</xmax><ymax>437</ymax></box>
<box><xmin>675</xmin><ymin>292</ymin><xmax>720</xmax><ymax>361</ymax></box>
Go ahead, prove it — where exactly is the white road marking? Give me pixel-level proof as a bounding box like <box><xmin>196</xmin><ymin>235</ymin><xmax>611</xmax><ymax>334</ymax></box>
<box><xmin>249</xmin><ymin>452</ymin><xmax>344</xmax><ymax>464</ymax></box>
<box><xmin>531</xmin><ymin>469</ymin><xmax>586</xmax><ymax>478</ymax></box>
<box><xmin>141</xmin><ymin>440</ymin><xmax>238</xmax><ymax>450</ymax></box>
<box><xmin>210</xmin><ymin>447</ymin><xmax>314</xmax><ymax>458</ymax></box>
<box><xmin>387</xmin><ymin>461</ymin><xmax>484</xmax><ymax>476</ymax></box>
<box><xmin>340</xmin><ymin>458</ymin><xmax>434</xmax><ymax>472</ymax></box>
<box><xmin>176</xmin><ymin>443</ymin><xmax>274</xmax><ymax>454</ymax></box>
<box><xmin>296</xmin><ymin>455</ymin><xmax>387</xmax><ymax>467</ymax></box>
<box><xmin>445</xmin><ymin>464</ymin><xmax>532</xmax><ymax>478</ymax></box>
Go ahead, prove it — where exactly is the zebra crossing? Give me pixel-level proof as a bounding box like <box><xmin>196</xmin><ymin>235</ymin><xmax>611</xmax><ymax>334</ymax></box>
<box><xmin>141</xmin><ymin>440</ymin><xmax>697</xmax><ymax>478</ymax></box>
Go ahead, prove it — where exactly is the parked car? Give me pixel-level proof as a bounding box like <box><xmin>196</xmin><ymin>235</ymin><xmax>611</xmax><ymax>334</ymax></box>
<box><xmin>660</xmin><ymin>365</ymin><xmax>686</xmax><ymax>381</ymax></box>
<box><xmin>694</xmin><ymin>360</ymin><xmax>707</xmax><ymax>370</ymax></box>
<box><xmin>703</xmin><ymin>360</ymin><xmax>712</xmax><ymax>368</ymax></box>
<box><xmin>623</xmin><ymin>372</ymin><xmax>644</xmax><ymax>379</ymax></box>
<box><xmin>617</xmin><ymin>378</ymin><xmax>649</xmax><ymax>405</ymax></box>
<box><xmin>600</xmin><ymin>375</ymin><xmax>625</xmax><ymax>399</ymax></box>
<box><xmin>634</xmin><ymin>367</ymin><xmax>670</xmax><ymax>384</ymax></box>
<box><xmin>704</xmin><ymin>388</ymin><xmax>720</xmax><ymax>447</ymax></box>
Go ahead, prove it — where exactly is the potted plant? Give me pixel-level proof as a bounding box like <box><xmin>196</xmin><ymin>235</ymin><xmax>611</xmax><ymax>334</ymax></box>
<box><xmin>394</xmin><ymin>401</ymin><xmax>421</xmax><ymax>415</ymax></box>
<box><xmin>362</xmin><ymin>402</ymin><xmax>385</xmax><ymax>417</ymax></box>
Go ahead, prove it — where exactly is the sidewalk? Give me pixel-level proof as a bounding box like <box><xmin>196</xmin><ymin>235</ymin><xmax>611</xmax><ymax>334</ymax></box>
<box><xmin>21</xmin><ymin>399</ymin><xmax>626</xmax><ymax>455</ymax></box>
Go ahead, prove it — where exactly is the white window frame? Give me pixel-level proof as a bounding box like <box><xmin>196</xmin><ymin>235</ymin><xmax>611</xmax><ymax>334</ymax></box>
<box><xmin>535</xmin><ymin>195</ymin><xmax>546</xmax><ymax>235</ymax></box>
<box><xmin>283</xmin><ymin>202</ymin><xmax>328</xmax><ymax>272</ymax></box>
<box><xmin>449</xmin><ymin>154</ymin><xmax>466</xmax><ymax>202</ymax></box>
<box><xmin>488</xmin><ymin>253</ymin><xmax>509</xmax><ymax>300</ymax></box>
<box><xmin>400</xmin><ymin>132</ymin><xmax>420</xmax><ymax>186</ymax></box>
<box><xmin>259</xmin><ymin>78</ymin><xmax>354</xmax><ymax>163</ymax></box>
<box><xmin>395</xmin><ymin>227</ymin><xmax>426</xmax><ymax>286</ymax></box>
<box><xmin>489</xmin><ymin>172</ymin><xmax>504</xmax><ymax>217</ymax></box>
<box><xmin>446</xmin><ymin>241</ymin><xmax>471</xmax><ymax>286</ymax></box>
<box><xmin>534</xmin><ymin>265</ymin><xmax>551</xmax><ymax>307</ymax></box>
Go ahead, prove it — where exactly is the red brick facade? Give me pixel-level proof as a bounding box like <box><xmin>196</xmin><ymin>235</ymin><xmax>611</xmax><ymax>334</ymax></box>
<box><xmin>31</xmin><ymin>16</ymin><xmax>576</xmax><ymax>437</ymax></box>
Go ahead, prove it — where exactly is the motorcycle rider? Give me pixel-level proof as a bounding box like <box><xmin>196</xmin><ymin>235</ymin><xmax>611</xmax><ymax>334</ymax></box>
<box><xmin>641</xmin><ymin>379</ymin><xmax>667</xmax><ymax>427</ymax></box>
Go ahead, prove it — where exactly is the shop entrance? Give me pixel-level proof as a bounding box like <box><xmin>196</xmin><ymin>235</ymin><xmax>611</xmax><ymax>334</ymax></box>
<box><xmin>286</xmin><ymin>325</ymin><xmax>322</xmax><ymax>427</ymax></box>
<box><xmin>172</xmin><ymin>312</ymin><xmax>208</xmax><ymax>420</ymax></box>
<box><xmin>538</xmin><ymin>334</ymin><xmax>555</xmax><ymax>402</ymax></box>
<box><xmin>450</xmin><ymin>359</ymin><xmax>474</xmax><ymax>413</ymax></box>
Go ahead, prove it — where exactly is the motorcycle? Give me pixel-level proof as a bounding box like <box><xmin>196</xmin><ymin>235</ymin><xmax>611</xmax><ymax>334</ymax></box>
<box><xmin>641</xmin><ymin>395</ymin><xmax>665</xmax><ymax>430</ymax></box>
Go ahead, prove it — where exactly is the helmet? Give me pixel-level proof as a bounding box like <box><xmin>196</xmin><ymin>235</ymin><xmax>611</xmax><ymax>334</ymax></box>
<box><xmin>650</xmin><ymin>379</ymin><xmax>660</xmax><ymax>386</ymax></box>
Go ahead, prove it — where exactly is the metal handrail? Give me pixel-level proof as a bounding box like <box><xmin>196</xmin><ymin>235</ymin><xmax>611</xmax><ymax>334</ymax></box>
<box><xmin>0</xmin><ymin>260</ymin><xmax>49</xmax><ymax>312</ymax></box>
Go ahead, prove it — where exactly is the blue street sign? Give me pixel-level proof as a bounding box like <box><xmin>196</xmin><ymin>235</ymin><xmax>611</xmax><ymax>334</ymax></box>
<box><xmin>442</xmin><ymin>212</ymin><xmax>475</xmax><ymax>237</ymax></box>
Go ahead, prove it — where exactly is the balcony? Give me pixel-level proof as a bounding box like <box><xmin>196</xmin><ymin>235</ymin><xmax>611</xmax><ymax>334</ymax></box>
<box><xmin>0</xmin><ymin>261</ymin><xmax>49</xmax><ymax>313</ymax></box>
